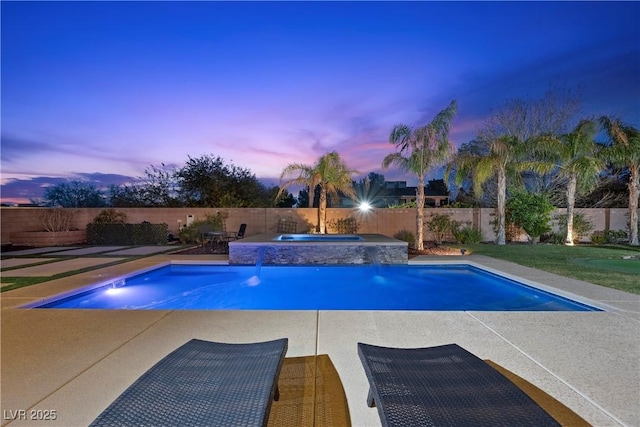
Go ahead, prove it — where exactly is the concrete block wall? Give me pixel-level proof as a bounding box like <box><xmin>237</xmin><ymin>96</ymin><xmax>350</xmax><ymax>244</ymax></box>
<box><xmin>1</xmin><ymin>207</ymin><xmax>638</xmax><ymax>245</ymax></box>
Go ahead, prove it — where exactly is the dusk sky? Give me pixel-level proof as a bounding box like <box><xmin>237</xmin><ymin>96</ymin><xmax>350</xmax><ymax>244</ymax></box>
<box><xmin>2</xmin><ymin>1</ymin><xmax>639</xmax><ymax>204</ymax></box>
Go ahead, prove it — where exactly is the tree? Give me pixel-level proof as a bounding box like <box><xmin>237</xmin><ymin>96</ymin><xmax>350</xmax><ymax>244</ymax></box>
<box><xmin>449</xmin><ymin>90</ymin><xmax>579</xmax><ymax>245</ymax></box>
<box><xmin>43</xmin><ymin>180</ymin><xmax>106</xmax><ymax>207</ymax></box>
<box><xmin>599</xmin><ymin>117</ymin><xmax>640</xmax><ymax>245</ymax></box>
<box><xmin>383</xmin><ymin>100</ymin><xmax>457</xmax><ymax>250</ymax></box>
<box><xmin>176</xmin><ymin>155</ymin><xmax>267</xmax><ymax>207</ymax></box>
<box><xmin>278</xmin><ymin>151</ymin><xmax>357</xmax><ymax>233</ymax></box>
<box><xmin>536</xmin><ymin>120</ymin><xmax>604</xmax><ymax>245</ymax></box>
<box><xmin>268</xmin><ymin>187</ymin><xmax>296</xmax><ymax>208</ymax></box>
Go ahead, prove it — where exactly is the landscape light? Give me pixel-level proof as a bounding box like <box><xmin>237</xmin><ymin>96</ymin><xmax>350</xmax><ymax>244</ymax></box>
<box><xmin>358</xmin><ymin>201</ymin><xmax>372</xmax><ymax>212</ymax></box>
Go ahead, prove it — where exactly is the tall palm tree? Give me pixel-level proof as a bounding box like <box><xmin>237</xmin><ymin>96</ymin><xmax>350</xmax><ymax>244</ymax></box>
<box><xmin>447</xmin><ymin>135</ymin><xmax>550</xmax><ymax>245</ymax></box>
<box><xmin>537</xmin><ymin>120</ymin><xmax>604</xmax><ymax>245</ymax></box>
<box><xmin>382</xmin><ymin>100</ymin><xmax>457</xmax><ymax>250</ymax></box>
<box><xmin>599</xmin><ymin>117</ymin><xmax>640</xmax><ymax>246</ymax></box>
<box><xmin>277</xmin><ymin>151</ymin><xmax>357</xmax><ymax>233</ymax></box>
<box><xmin>449</xmin><ymin>136</ymin><xmax>517</xmax><ymax>245</ymax></box>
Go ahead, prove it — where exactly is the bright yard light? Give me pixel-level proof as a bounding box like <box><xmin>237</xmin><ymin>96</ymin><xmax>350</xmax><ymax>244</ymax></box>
<box><xmin>359</xmin><ymin>201</ymin><xmax>372</xmax><ymax>212</ymax></box>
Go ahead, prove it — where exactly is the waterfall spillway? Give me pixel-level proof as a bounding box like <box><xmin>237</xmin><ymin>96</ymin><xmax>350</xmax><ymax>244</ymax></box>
<box><xmin>245</xmin><ymin>246</ymin><xmax>269</xmax><ymax>286</ymax></box>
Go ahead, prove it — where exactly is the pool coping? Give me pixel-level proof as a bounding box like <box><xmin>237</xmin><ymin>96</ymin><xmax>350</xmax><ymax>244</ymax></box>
<box><xmin>1</xmin><ymin>253</ymin><xmax>639</xmax><ymax>426</ymax></box>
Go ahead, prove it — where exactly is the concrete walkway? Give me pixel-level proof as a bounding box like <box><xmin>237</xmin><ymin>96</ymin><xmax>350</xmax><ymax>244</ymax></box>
<box><xmin>1</xmin><ymin>251</ymin><xmax>638</xmax><ymax>426</ymax></box>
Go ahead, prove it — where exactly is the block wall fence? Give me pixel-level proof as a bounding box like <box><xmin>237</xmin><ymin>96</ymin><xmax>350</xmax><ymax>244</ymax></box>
<box><xmin>1</xmin><ymin>207</ymin><xmax>636</xmax><ymax>245</ymax></box>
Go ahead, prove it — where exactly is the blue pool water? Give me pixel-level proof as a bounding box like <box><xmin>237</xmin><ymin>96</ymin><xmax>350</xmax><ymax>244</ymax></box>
<box><xmin>30</xmin><ymin>264</ymin><xmax>598</xmax><ymax>311</ymax></box>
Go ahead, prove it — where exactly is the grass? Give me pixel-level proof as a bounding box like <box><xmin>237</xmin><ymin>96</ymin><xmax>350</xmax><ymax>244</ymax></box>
<box><xmin>460</xmin><ymin>243</ymin><xmax>640</xmax><ymax>295</ymax></box>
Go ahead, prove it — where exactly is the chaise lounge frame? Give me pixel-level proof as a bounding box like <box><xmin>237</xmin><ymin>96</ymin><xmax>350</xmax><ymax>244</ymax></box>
<box><xmin>358</xmin><ymin>342</ymin><xmax>560</xmax><ymax>427</ymax></box>
<box><xmin>90</xmin><ymin>338</ymin><xmax>288</xmax><ymax>427</ymax></box>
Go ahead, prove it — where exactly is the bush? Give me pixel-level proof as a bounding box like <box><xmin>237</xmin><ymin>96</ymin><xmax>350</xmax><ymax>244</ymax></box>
<box><xmin>327</xmin><ymin>216</ymin><xmax>359</xmax><ymax>234</ymax></box>
<box><xmin>541</xmin><ymin>232</ymin><xmax>565</xmax><ymax>245</ymax></box>
<box><xmin>394</xmin><ymin>229</ymin><xmax>415</xmax><ymax>246</ymax></box>
<box><xmin>506</xmin><ymin>191</ymin><xmax>554</xmax><ymax>243</ymax></box>
<box><xmin>554</xmin><ymin>212</ymin><xmax>594</xmax><ymax>244</ymax></box>
<box><xmin>87</xmin><ymin>222</ymin><xmax>168</xmax><ymax>245</ymax></box>
<box><xmin>92</xmin><ymin>209</ymin><xmax>127</xmax><ymax>224</ymax></box>
<box><xmin>451</xmin><ymin>221</ymin><xmax>483</xmax><ymax>244</ymax></box>
<box><xmin>425</xmin><ymin>213</ymin><xmax>453</xmax><ymax>244</ymax></box>
<box><xmin>605</xmin><ymin>229</ymin><xmax>628</xmax><ymax>244</ymax></box>
<box><xmin>40</xmin><ymin>207</ymin><xmax>75</xmax><ymax>232</ymax></box>
<box><xmin>590</xmin><ymin>231</ymin><xmax>606</xmax><ymax>245</ymax></box>
<box><xmin>490</xmin><ymin>210</ymin><xmax>524</xmax><ymax>242</ymax></box>
<box><xmin>178</xmin><ymin>212</ymin><xmax>228</xmax><ymax>244</ymax></box>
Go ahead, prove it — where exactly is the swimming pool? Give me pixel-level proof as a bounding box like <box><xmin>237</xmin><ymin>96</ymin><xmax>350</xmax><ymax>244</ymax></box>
<box><xmin>27</xmin><ymin>264</ymin><xmax>598</xmax><ymax>311</ymax></box>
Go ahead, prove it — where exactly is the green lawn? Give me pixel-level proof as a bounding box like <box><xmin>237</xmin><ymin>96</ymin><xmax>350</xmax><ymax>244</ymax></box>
<box><xmin>460</xmin><ymin>243</ymin><xmax>640</xmax><ymax>295</ymax></box>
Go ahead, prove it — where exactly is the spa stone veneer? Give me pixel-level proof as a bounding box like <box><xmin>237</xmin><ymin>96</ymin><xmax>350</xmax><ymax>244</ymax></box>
<box><xmin>229</xmin><ymin>233</ymin><xmax>408</xmax><ymax>265</ymax></box>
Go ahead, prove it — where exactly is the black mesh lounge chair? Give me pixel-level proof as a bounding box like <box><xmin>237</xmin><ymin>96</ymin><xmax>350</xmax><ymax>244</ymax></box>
<box><xmin>90</xmin><ymin>338</ymin><xmax>288</xmax><ymax>427</ymax></box>
<box><xmin>358</xmin><ymin>342</ymin><xmax>560</xmax><ymax>427</ymax></box>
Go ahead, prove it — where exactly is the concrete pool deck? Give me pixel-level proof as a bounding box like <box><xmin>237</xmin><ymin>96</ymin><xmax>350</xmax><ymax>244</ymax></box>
<box><xmin>1</xmin><ymin>252</ymin><xmax>639</xmax><ymax>426</ymax></box>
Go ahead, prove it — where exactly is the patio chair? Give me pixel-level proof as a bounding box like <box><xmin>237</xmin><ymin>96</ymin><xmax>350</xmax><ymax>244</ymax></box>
<box><xmin>90</xmin><ymin>338</ymin><xmax>288</xmax><ymax>427</ymax></box>
<box><xmin>357</xmin><ymin>342</ymin><xmax>560</xmax><ymax>427</ymax></box>
<box><xmin>227</xmin><ymin>223</ymin><xmax>247</xmax><ymax>241</ymax></box>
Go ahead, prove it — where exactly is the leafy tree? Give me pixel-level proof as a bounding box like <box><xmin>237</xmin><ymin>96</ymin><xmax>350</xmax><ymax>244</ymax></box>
<box><xmin>43</xmin><ymin>180</ymin><xmax>106</xmax><ymax>207</ymax></box>
<box><xmin>383</xmin><ymin>100</ymin><xmax>457</xmax><ymax>250</ymax></box>
<box><xmin>536</xmin><ymin>119</ymin><xmax>604</xmax><ymax>245</ymax></box>
<box><xmin>138</xmin><ymin>164</ymin><xmax>182</xmax><ymax>207</ymax></box>
<box><xmin>108</xmin><ymin>184</ymin><xmax>145</xmax><ymax>207</ymax></box>
<box><xmin>278</xmin><ymin>151</ymin><xmax>357</xmax><ymax>233</ymax></box>
<box><xmin>296</xmin><ymin>187</ymin><xmax>310</xmax><ymax>208</ymax></box>
<box><xmin>506</xmin><ymin>191</ymin><xmax>554</xmax><ymax>243</ymax></box>
<box><xmin>265</xmin><ymin>186</ymin><xmax>296</xmax><ymax>208</ymax></box>
<box><xmin>176</xmin><ymin>155</ymin><xmax>267</xmax><ymax>207</ymax></box>
<box><xmin>599</xmin><ymin>117</ymin><xmax>640</xmax><ymax>245</ymax></box>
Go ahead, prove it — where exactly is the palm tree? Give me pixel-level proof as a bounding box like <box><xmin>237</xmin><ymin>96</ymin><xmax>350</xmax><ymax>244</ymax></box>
<box><xmin>449</xmin><ymin>136</ymin><xmax>516</xmax><ymax>245</ymax></box>
<box><xmin>537</xmin><ymin>120</ymin><xmax>604</xmax><ymax>245</ymax></box>
<box><xmin>277</xmin><ymin>151</ymin><xmax>357</xmax><ymax>233</ymax></box>
<box><xmin>599</xmin><ymin>117</ymin><xmax>640</xmax><ymax>246</ymax></box>
<box><xmin>382</xmin><ymin>100</ymin><xmax>457</xmax><ymax>250</ymax></box>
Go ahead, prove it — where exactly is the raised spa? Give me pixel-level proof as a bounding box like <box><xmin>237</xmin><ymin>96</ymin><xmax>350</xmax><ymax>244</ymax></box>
<box><xmin>229</xmin><ymin>233</ymin><xmax>407</xmax><ymax>265</ymax></box>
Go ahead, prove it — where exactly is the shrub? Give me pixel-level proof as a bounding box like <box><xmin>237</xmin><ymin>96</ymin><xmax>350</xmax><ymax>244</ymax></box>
<box><xmin>506</xmin><ymin>191</ymin><xmax>554</xmax><ymax>243</ymax></box>
<box><xmin>394</xmin><ymin>229</ymin><xmax>415</xmax><ymax>246</ymax></box>
<box><xmin>554</xmin><ymin>212</ymin><xmax>594</xmax><ymax>243</ymax></box>
<box><xmin>425</xmin><ymin>213</ymin><xmax>453</xmax><ymax>244</ymax></box>
<box><xmin>605</xmin><ymin>229</ymin><xmax>628</xmax><ymax>244</ymax></box>
<box><xmin>490</xmin><ymin>210</ymin><xmax>524</xmax><ymax>242</ymax></box>
<box><xmin>327</xmin><ymin>216</ymin><xmax>359</xmax><ymax>234</ymax></box>
<box><xmin>541</xmin><ymin>232</ymin><xmax>565</xmax><ymax>245</ymax></box>
<box><xmin>451</xmin><ymin>221</ymin><xmax>483</xmax><ymax>244</ymax></box>
<box><xmin>388</xmin><ymin>201</ymin><xmax>416</xmax><ymax>209</ymax></box>
<box><xmin>40</xmin><ymin>207</ymin><xmax>75</xmax><ymax>232</ymax></box>
<box><xmin>87</xmin><ymin>222</ymin><xmax>168</xmax><ymax>245</ymax></box>
<box><xmin>590</xmin><ymin>231</ymin><xmax>606</xmax><ymax>245</ymax></box>
<box><xmin>178</xmin><ymin>212</ymin><xmax>228</xmax><ymax>244</ymax></box>
<box><xmin>92</xmin><ymin>209</ymin><xmax>127</xmax><ymax>224</ymax></box>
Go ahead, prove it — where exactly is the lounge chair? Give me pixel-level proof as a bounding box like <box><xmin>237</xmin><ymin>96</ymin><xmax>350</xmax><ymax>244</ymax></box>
<box><xmin>358</xmin><ymin>342</ymin><xmax>560</xmax><ymax>427</ymax></box>
<box><xmin>90</xmin><ymin>338</ymin><xmax>288</xmax><ymax>427</ymax></box>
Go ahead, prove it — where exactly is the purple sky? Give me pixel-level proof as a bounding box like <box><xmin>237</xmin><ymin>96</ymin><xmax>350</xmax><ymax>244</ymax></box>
<box><xmin>2</xmin><ymin>1</ymin><xmax>639</xmax><ymax>204</ymax></box>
